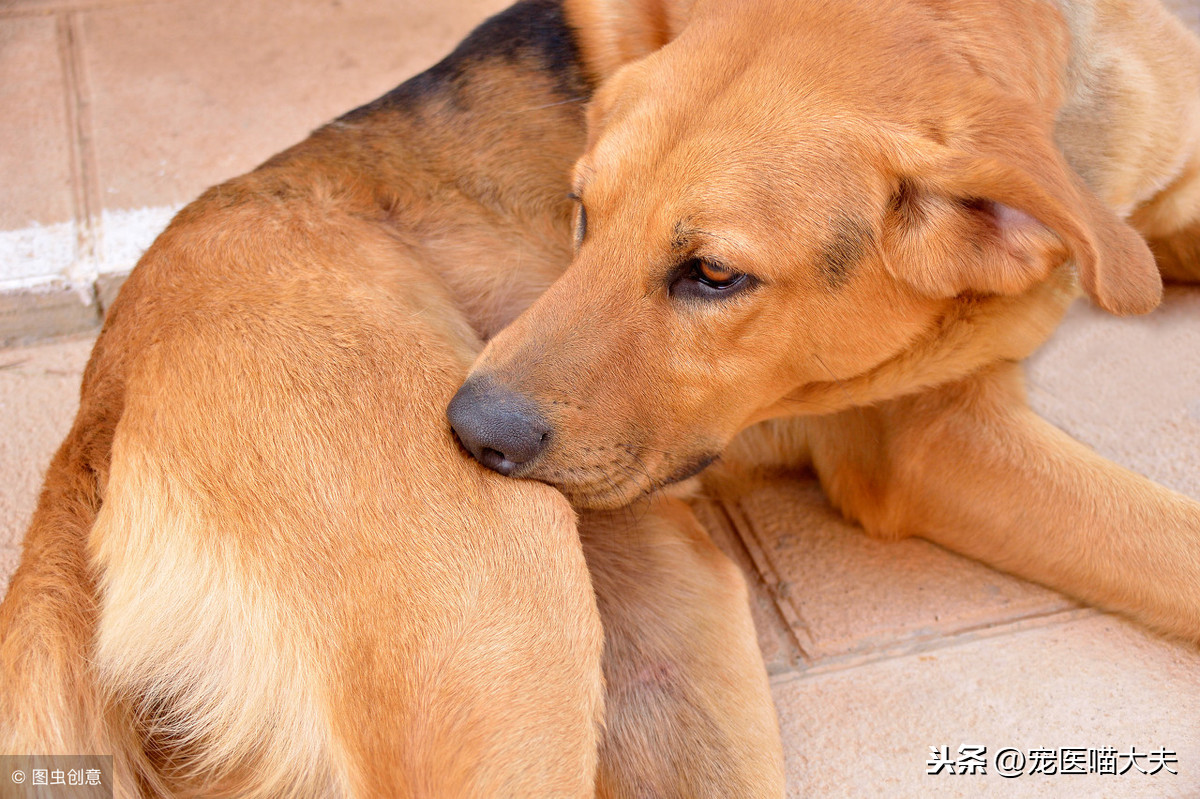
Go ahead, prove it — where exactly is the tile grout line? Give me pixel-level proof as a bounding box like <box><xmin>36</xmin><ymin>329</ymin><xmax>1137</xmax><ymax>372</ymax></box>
<box><xmin>56</xmin><ymin>10</ymin><xmax>102</xmax><ymax>305</ymax></box>
<box><xmin>55</xmin><ymin>11</ymin><xmax>86</xmax><ymax>258</ymax></box>
<box><xmin>768</xmin><ymin>606</ymin><xmax>1098</xmax><ymax>685</ymax></box>
<box><xmin>711</xmin><ymin>496</ymin><xmax>816</xmax><ymax>664</ymax></box>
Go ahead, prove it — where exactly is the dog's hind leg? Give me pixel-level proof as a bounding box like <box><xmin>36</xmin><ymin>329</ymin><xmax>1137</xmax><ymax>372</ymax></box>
<box><xmin>807</xmin><ymin>361</ymin><xmax>1200</xmax><ymax>645</ymax></box>
<box><xmin>579</xmin><ymin>498</ymin><xmax>785</xmax><ymax>799</ymax></box>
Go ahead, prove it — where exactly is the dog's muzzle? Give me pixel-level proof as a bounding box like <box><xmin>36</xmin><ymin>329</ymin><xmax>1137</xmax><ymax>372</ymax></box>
<box><xmin>447</xmin><ymin>376</ymin><xmax>550</xmax><ymax>476</ymax></box>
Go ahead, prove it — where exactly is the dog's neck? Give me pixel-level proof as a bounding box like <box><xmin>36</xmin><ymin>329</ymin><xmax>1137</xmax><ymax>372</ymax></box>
<box><xmin>255</xmin><ymin>0</ymin><xmax>593</xmax><ymax>339</ymax></box>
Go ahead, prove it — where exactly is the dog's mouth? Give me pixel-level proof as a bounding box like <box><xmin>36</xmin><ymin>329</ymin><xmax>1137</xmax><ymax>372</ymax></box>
<box><xmin>533</xmin><ymin>449</ymin><xmax>720</xmax><ymax>510</ymax></box>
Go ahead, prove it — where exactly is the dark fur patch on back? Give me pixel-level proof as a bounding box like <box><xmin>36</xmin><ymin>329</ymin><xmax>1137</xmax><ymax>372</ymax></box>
<box><xmin>339</xmin><ymin>0</ymin><xmax>591</xmax><ymax>121</ymax></box>
<box><xmin>821</xmin><ymin>218</ymin><xmax>874</xmax><ymax>288</ymax></box>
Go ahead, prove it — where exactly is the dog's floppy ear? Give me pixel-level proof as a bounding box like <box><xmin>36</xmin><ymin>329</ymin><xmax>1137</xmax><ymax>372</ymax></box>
<box><xmin>564</xmin><ymin>0</ymin><xmax>694</xmax><ymax>80</ymax></box>
<box><xmin>883</xmin><ymin>125</ymin><xmax>1162</xmax><ymax>315</ymax></box>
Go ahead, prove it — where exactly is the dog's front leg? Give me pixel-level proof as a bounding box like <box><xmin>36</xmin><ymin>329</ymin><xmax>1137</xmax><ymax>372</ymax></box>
<box><xmin>579</xmin><ymin>498</ymin><xmax>785</xmax><ymax>798</ymax></box>
<box><xmin>806</xmin><ymin>362</ymin><xmax>1200</xmax><ymax>645</ymax></box>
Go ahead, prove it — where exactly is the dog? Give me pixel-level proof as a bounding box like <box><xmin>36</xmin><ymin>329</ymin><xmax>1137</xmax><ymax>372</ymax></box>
<box><xmin>450</xmin><ymin>0</ymin><xmax>1200</xmax><ymax>645</ymax></box>
<box><xmin>0</xmin><ymin>2</ymin><xmax>784</xmax><ymax>795</ymax></box>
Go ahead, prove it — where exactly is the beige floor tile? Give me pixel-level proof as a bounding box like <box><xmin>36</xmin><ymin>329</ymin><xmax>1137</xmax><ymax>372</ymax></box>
<box><xmin>79</xmin><ymin>0</ymin><xmax>512</xmax><ymax>213</ymax></box>
<box><xmin>0</xmin><ymin>14</ymin><xmax>79</xmax><ymax>287</ymax></box>
<box><xmin>772</xmin><ymin>614</ymin><xmax>1200</xmax><ymax>797</ymax></box>
<box><xmin>0</xmin><ymin>15</ymin><xmax>74</xmax><ymax>230</ymax></box>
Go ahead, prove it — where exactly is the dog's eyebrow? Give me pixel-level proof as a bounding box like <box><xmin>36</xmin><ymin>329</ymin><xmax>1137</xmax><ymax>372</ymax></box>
<box><xmin>671</xmin><ymin>221</ymin><xmax>693</xmax><ymax>252</ymax></box>
<box><xmin>667</xmin><ymin>220</ymin><xmax>729</xmax><ymax>251</ymax></box>
<box><xmin>820</xmin><ymin>217</ymin><xmax>874</xmax><ymax>289</ymax></box>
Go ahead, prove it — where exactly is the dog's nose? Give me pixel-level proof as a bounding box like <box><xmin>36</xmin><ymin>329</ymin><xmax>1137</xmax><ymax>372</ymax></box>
<box><xmin>447</xmin><ymin>377</ymin><xmax>550</xmax><ymax>476</ymax></box>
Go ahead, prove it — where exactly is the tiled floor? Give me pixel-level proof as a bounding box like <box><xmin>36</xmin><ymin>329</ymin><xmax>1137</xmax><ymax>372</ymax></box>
<box><xmin>2</xmin><ymin>0</ymin><xmax>1199</xmax><ymax>796</ymax></box>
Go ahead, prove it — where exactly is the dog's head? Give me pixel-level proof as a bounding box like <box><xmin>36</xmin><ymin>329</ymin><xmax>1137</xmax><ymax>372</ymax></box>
<box><xmin>449</xmin><ymin>0</ymin><xmax>1162</xmax><ymax>508</ymax></box>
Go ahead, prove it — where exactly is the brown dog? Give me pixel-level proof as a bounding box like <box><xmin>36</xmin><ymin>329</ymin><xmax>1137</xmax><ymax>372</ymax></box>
<box><xmin>452</xmin><ymin>0</ymin><xmax>1200</xmax><ymax>645</ymax></box>
<box><xmin>0</xmin><ymin>2</ymin><xmax>783</xmax><ymax>795</ymax></box>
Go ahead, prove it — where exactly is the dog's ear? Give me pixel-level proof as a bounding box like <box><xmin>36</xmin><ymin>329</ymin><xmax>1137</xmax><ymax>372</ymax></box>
<box><xmin>564</xmin><ymin>0</ymin><xmax>694</xmax><ymax>81</ymax></box>
<box><xmin>883</xmin><ymin>126</ymin><xmax>1162</xmax><ymax>316</ymax></box>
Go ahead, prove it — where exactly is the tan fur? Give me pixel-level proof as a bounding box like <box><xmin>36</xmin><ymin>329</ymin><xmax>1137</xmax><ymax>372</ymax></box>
<box><xmin>467</xmin><ymin>0</ymin><xmax>1200</xmax><ymax>643</ymax></box>
<box><xmin>0</xmin><ymin>3</ymin><xmax>784</xmax><ymax>794</ymax></box>
<box><xmin>581</xmin><ymin>499</ymin><xmax>783</xmax><ymax>798</ymax></box>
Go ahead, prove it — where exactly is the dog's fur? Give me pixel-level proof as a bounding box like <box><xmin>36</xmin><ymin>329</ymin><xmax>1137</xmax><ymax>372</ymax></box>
<box><xmin>464</xmin><ymin>0</ymin><xmax>1200</xmax><ymax>644</ymax></box>
<box><xmin>0</xmin><ymin>2</ymin><xmax>784</xmax><ymax>796</ymax></box>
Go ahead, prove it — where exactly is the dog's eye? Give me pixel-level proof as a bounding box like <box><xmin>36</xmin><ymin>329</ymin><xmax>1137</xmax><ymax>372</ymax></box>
<box><xmin>568</xmin><ymin>192</ymin><xmax>587</xmax><ymax>245</ymax></box>
<box><xmin>694</xmin><ymin>260</ymin><xmax>739</xmax><ymax>286</ymax></box>
<box><xmin>670</xmin><ymin>258</ymin><xmax>756</xmax><ymax>299</ymax></box>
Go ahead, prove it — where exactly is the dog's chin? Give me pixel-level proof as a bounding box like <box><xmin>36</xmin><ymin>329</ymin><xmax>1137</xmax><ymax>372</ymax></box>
<box><xmin>539</xmin><ymin>452</ymin><xmax>720</xmax><ymax>511</ymax></box>
<box><xmin>555</xmin><ymin>482</ymin><xmax>645</xmax><ymax>511</ymax></box>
